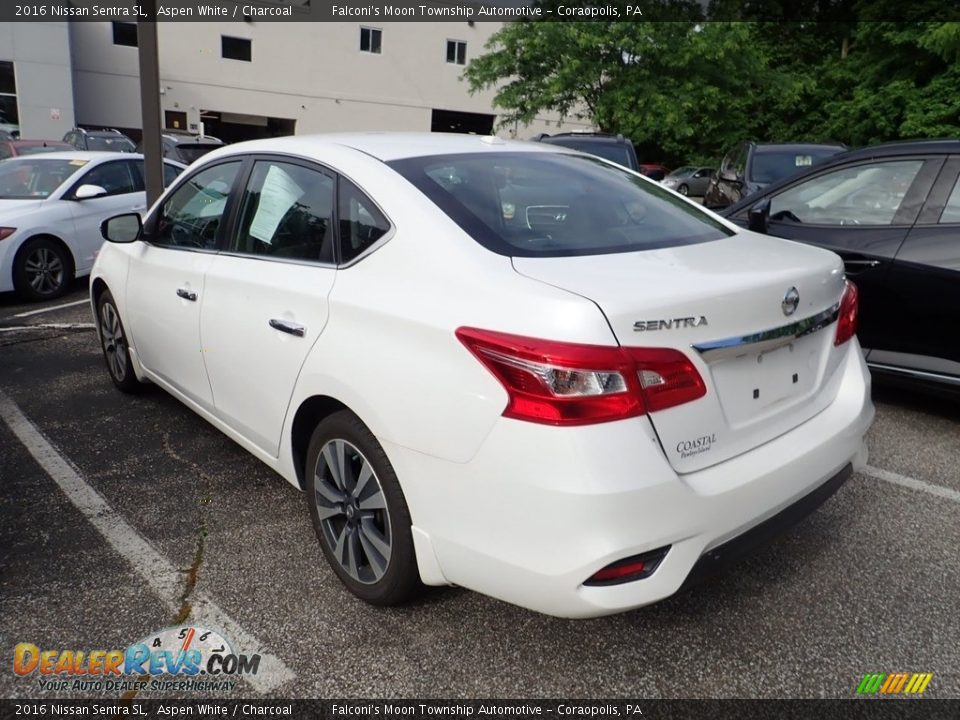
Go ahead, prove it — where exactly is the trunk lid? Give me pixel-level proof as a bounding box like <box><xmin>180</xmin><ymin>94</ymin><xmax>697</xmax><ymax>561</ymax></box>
<box><xmin>513</xmin><ymin>232</ymin><xmax>849</xmax><ymax>473</ymax></box>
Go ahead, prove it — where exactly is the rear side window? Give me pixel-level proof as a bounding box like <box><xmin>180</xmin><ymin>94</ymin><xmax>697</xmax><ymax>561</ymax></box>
<box><xmin>389</xmin><ymin>152</ymin><xmax>732</xmax><ymax>258</ymax></box>
<box><xmin>939</xmin><ymin>175</ymin><xmax>960</xmax><ymax>224</ymax></box>
<box><xmin>338</xmin><ymin>177</ymin><xmax>390</xmax><ymax>263</ymax></box>
<box><xmin>232</xmin><ymin>160</ymin><xmax>335</xmax><ymax>263</ymax></box>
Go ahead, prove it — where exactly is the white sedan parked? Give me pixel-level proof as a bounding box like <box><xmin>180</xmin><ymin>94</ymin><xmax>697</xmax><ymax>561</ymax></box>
<box><xmin>0</xmin><ymin>152</ymin><xmax>185</xmax><ymax>300</ymax></box>
<box><xmin>91</xmin><ymin>134</ymin><xmax>873</xmax><ymax>618</ymax></box>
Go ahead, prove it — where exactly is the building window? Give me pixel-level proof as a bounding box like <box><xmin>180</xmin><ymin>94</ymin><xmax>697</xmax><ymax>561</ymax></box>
<box><xmin>112</xmin><ymin>22</ymin><xmax>138</xmax><ymax>47</ymax></box>
<box><xmin>360</xmin><ymin>27</ymin><xmax>382</xmax><ymax>54</ymax></box>
<box><xmin>446</xmin><ymin>40</ymin><xmax>466</xmax><ymax>65</ymax></box>
<box><xmin>222</xmin><ymin>36</ymin><xmax>252</xmax><ymax>62</ymax></box>
<box><xmin>0</xmin><ymin>61</ymin><xmax>18</xmax><ymax>135</ymax></box>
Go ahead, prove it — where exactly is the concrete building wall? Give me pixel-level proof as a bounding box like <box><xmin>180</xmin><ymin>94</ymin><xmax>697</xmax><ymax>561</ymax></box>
<box><xmin>70</xmin><ymin>21</ymin><xmax>589</xmax><ymax>139</ymax></box>
<box><xmin>0</xmin><ymin>22</ymin><xmax>76</xmax><ymax>138</ymax></box>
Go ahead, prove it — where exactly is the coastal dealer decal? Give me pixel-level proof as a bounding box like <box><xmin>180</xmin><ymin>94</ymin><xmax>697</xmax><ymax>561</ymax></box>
<box><xmin>13</xmin><ymin>626</ymin><xmax>259</xmax><ymax>693</ymax></box>
<box><xmin>677</xmin><ymin>433</ymin><xmax>716</xmax><ymax>459</ymax></box>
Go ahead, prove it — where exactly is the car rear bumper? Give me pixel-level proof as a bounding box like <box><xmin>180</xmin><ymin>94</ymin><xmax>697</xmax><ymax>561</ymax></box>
<box><xmin>386</xmin><ymin>342</ymin><xmax>874</xmax><ymax>618</ymax></box>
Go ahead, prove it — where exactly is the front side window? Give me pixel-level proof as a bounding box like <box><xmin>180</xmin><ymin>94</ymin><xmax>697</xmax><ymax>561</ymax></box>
<box><xmin>76</xmin><ymin>160</ymin><xmax>138</xmax><ymax>197</ymax></box>
<box><xmin>338</xmin><ymin>177</ymin><xmax>390</xmax><ymax>263</ymax></box>
<box><xmin>232</xmin><ymin>160</ymin><xmax>335</xmax><ymax>263</ymax></box>
<box><xmin>360</xmin><ymin>27</ymin><xmax>382</xmax><ymax>54</ymax></box>
<box><xmin>769</xmin><ymin>160</ymin><xmax>924</xmax><ymax>226</ymax></box>
<box><xmin>0</xmin><ymin>159</ymin><xmax>84</xmax><ymax>199</ymax></box>
<box><xmin>390</xmin><ymin>152</ymin><xmax>733</xmax><ymax>258</ymax></box>
<box><xmin>153</xmin><ymin>162</ymin><xmax>241</xmax><ymax>249</ymax></box>
<box><xmin>446</xmin><ymin>40</ymin><xmax>466</xmax><ymax>65</ymax></box>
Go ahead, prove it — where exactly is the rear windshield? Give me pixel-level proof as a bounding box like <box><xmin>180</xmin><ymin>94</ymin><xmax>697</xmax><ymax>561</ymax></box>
<box><xmin>174</xmin><ymin>144</ymin><xmax>222</xmax><ymax>164</ymax></box>
<box><xmin>750</xmin><ymin>147</ymin><xmax>843</xmax><ymax>185</ymax></box>
<box><xmin>87</xmin><ymin>135</ymin><xmax>136</xmax><ymax>152</ymax></box>
<box><xmin>389</xmin><ymin>152</ymin><xmax>733</xmax><ymax>257</ymax></box>
<box><xmin>0</xmin><ymin>158</ymin><xmax>84</xmax><ymax>199</ymax></box>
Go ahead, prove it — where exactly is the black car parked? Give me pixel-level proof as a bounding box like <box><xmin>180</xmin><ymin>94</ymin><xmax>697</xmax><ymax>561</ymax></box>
<box><xmin>722</xmin><ymin>139</ymin><xmax>960</xmax><ymax>390</ymax></box>
<box><xmin>137</xmin><ymin>130</ymin><xmax>225</xmax><ymax>165</ymax></box>
<box><xmin>705</xmin><ymin>141</ymin><xmax>847</xmax><ymax>209</ymax></box>
<box><xmin>532</xmin><ymin>132</ymin><xmax>640</xmax><ymax>172</ymax></box>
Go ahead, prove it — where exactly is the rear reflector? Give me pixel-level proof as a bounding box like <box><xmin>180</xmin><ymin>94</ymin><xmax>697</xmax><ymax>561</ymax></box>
<box><xmin>834</xmin><ymin>280</ymin><xmax>859</xmax><ymax>346</ymax></box>
<box><xmin>456</xmin><ymin>327</ymin><xmax>706</xmax><ymax>426</ymax></box>
<box><xmin>584</xmin><ymin>547</ymin><xmax>670</xmax><ymax>586</ymax></box>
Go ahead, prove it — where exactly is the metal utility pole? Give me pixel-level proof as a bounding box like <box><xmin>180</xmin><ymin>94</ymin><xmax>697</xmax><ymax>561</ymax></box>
<box><xmin>138</xmin><ymin>3</ymin><xmax>164</xmax><ymax>206</ymax></box>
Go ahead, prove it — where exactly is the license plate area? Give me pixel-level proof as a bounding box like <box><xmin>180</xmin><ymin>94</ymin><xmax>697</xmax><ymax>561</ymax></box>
<box><xmin>709</xmin><ymin>336</ymin><xmax>821</xmax><ymax>429</ymax></box>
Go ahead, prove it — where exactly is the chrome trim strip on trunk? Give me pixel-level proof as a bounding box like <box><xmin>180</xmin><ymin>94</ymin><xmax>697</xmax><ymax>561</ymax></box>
<box><xmin>693</xmin><ymin>303</ymin><xmax>840</xmax><ymax>362</ymax></box>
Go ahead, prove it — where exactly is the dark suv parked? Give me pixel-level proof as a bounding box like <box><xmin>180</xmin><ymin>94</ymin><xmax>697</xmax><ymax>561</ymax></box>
<box><xmin>704</xmin><ymin>141</ymin><xmax>846</xmax><ymax>209</ymax></box>
<box><xmin>532</xmin><ymin>132</ymin><xmax>640</xmax><ymax>172</ymax></box>
<box><xmin>138</xmin><ymin>130</ymin><xmax>225</xmax><ymax>165</ymax></box>
<box><xmin>63</xmin><ymin>128</ymin><xmax>136</xmax><ymax>153</ymax></box>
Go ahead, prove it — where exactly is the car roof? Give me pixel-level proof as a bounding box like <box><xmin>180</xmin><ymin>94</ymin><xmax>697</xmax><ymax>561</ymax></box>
<box><xmin>205</xmin><ymin>132</ymin><xmax>573</xmax><ymax>163</ymax></box>
<box><xmin>6</xmin><ymin>151</ymin><xmax>141</xmax><ymax>161</ymax></box>
<box><xmin>752</xmin><ymin>142</ymin><xmax>846</xmax><ymax>153</ymax></box>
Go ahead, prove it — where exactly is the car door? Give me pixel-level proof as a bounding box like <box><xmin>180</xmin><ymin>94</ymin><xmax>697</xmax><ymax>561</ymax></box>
<box><xmin>691</xmin><ymin>168</ymin><xmax>712</xmax><ymax>196</ymax></box>
<box><xmin>876</xmin><ymin>155</ymin><xmax>960</xmax><ymax>379</ymax></box>
<box><xmin>125</xmin><ymin>160</ymin><xmax>243</xmax><ymax>411</ymax></box>
<box><xmin>199</xmin><ymin>156</ymin><xmax>340</xmax><ymax>457</ymax></box>
<box><xmin>753</xmin><ymin>156</ymin><xmax>941</xmax><ymax>356</ymax></box>
<box><xmin>65</xmin><ymin>158</ymin><xmax>146</xmax><ymax>274</ymax></box>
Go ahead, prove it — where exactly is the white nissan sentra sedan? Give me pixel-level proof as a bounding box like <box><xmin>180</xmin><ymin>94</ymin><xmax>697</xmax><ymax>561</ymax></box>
<box><xmin>91</xmin><ymin>133</ymin><xmax>873</xmax><ymax>618</ymax></box>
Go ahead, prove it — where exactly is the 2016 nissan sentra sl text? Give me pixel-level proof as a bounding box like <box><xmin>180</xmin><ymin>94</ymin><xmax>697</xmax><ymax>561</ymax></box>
<box><xmin>90</xmin><ymin>133</ymin><xmax>874</xmax><ymax>618</ymax></box>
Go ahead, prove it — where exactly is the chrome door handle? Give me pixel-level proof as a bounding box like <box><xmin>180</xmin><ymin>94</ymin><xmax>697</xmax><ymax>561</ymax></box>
<box><xmin>844</xmin><ymin>259</ymin><xmax>881</xmax><ymax>268</ymax></box>
<box><xmin>269</xmin><ymin>319</ymin><xmax>305</xmax><ymax>337</ymax></box>
<box><xmin>176</xmin><ymin>288</ymin><xmax>197</xmax><ymax>301</ymax></box>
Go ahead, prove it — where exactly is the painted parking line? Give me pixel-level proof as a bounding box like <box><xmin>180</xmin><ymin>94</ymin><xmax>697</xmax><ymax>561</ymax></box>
<box><xmin>861</xmin><ymin>464</ymin><xmax>960</xmax><ymax>504</ymax></box>
<box><xmin>11</xmin><ymin>299</ymin><xmax>89</xmax><ymax>318</ymax></box>
<box><xmin>0</xmin><ymin>388</ymin><xmax>296</xmax><ymax>694</ymax></box>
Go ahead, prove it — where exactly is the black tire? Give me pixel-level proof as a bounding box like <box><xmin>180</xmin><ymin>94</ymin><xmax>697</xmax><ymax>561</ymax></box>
<box><xmin>305</xmin><ymin>410</ymin><xmax>421</xmax><ymax>606</ymax></box>
<box><xmin>96</xmin><ymin>290</ymin><xmax>145</xmax><ymax>393</ymax></box>
<box><xmin>678</xmin><ymin>184</ymin><xmax>689</xmax><ymax>196</ymax></box>
<box><xmin>13</xmin><ymin>237</ymin><xmax>73</xmax><ymax>301</ymax></box>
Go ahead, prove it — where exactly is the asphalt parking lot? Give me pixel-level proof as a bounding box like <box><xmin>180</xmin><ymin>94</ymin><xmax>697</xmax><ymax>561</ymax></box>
<box><xmin>1</xmin><ymin>282</ymin><xmax>958</xmax><ymax>700</ymax></box>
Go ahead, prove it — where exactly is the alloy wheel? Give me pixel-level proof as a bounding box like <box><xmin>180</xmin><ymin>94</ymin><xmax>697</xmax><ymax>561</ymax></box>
<box><xmin>24</xmin><ymin>247</ymin><xmax>64</xmax><ymax>295</ymax></box>
<box><xmin>313</xmin><ymin>439</ymin><xmax>392</xmax><ymax>584</ymax></box>
<box><xmin>99</xmin><ymin>302</ymin><xmax>128</xmax><ymax>382</ymax></box>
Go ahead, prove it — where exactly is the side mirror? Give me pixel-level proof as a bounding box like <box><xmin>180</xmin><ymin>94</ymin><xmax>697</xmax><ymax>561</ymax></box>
<box><xmin>101</xmin><ymin>213</ymin><xmax>142</xmax><ymax>243</ymax></box>
<box><xmin>74</xmin><ymin>184</ymin><xmax>108</xmax><ymax>200</ymax></box>
<box><xmin>747</xmin><ymin>198</ymin><xmax>771</xmax><ymax>234</ymax></box>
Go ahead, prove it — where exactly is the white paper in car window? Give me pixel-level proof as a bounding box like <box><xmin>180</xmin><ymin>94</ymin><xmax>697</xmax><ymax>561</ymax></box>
<box><xmin>795</xmin><ymin>155</ymin><xmax>813</xmax><ymax>167</ymax></box>
<box><xmin>248</xmin><ymin>165</ymin><xmax>304</xmax><ymax>243</ymax></box>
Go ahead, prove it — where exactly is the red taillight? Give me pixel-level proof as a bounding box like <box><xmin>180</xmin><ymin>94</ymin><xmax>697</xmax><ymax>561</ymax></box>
<box><xmin>0</xmin><ymin>227</ymin><xmax>16</xmax><ymax>241</ymax></box>
<box><xmin>456</xmin><ymin>327</ymin><xmax>706</xmax><ymax>426</ymax></box>
<box><xmin>834</xmin><ymin>281</ymin><xmax>859</xmax><ymax>346</ymax></box>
